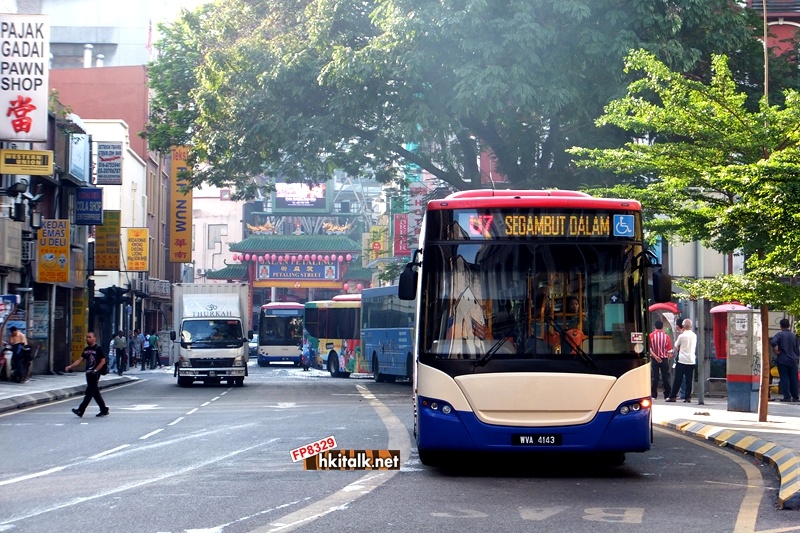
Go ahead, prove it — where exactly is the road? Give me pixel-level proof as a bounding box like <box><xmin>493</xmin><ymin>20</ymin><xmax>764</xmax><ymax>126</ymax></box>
<box><xmin>0</xmin><ymin>363</ymin><xmax>798</xmax><ymax>533</ymax></box>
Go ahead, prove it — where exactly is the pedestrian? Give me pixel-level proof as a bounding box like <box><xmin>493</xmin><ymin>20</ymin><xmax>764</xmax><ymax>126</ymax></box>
<box><xmin>649</xmin><ymin>320</ymin><xmax>673</xmax><ymax>400</ymax></box>
<box><xmin>666</xmin><ymin>318</ymin><xmax>697</xmax><ymax>403</ymax></box>
<box><xmin>149</xmin><ymin>331</ymin><xmax>160</xmax><ymax>368</ymax></box>
<box><xmin>131</xmin><ymin>329</ymin><xmax>143</xmax><ymax>368</ymax></box>
<box><xmin>108</xmin><ymin>338</ymin><xmax>117</xmax><ymax>374</ymax></box>
<box><xmin>141</xmin><ymin>332</ymin><xmax>150</xmax><ymax>371</ymax></box>
<box><xmin>769</xmin><ymin>318</ymin><xmax>800</xmax><ymax>403</ymax></box>
<box><xmin>8</xmin><ymin>326</ymin><xmax>29</xmax><ymax>383</ymax></box>
<box><xmin>66</xmin><ymin>331</ymin><xmax>110</xmax><ymax>418</ymax></box>
<box><xmin>112</xmin><ymin>330</ymin><xmax>127</xmax><ymax>375</ymax></box>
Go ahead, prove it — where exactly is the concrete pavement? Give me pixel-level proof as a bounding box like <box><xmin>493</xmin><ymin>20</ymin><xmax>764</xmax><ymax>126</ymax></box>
<box><xmin>1</xmin><ymin>373</ymin><xmax>797</xmax><ymax>509</ymax></box>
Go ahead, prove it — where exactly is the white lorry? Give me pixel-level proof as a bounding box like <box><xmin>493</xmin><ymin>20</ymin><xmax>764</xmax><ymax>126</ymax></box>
<box><xmin>170</xmin><ymin>283</ymin><xmax>252</xmax><ymax>387</ymax></box>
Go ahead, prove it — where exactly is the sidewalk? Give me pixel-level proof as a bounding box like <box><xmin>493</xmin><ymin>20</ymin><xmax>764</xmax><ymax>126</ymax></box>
<box><xmin>0</xmin><ymin>374</ymin><xmax>798</xmax><ymax>508</ymax></box>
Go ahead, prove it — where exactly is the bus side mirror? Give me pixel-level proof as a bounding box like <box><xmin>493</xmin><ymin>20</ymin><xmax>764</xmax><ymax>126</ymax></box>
<box><xmin>398</xmin><ymin>263</ymin><xmax>417</xmax><ymax>300</ymax></box>
<box><xmin>652</xmin><ymin>269</ymin><xmax>673</xmax><ymax>303</ymax></box>
<box><xmin>170</xmin><ymin>331</ymin><xmax>176</xmax><ymax>341</ymax></box>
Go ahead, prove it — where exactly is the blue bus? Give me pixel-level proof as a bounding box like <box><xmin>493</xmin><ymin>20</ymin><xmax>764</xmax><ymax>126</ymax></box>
<box><xmin>361</xmin><ymin>286</ymin><xmax>415</xmax><ymax>382</ymax></box>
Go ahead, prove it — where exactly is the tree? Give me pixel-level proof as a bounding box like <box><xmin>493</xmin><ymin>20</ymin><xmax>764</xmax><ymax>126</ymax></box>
<box><xmin>146</xmin><ymin>0</ymin><xmax>795</xmax><ymax>197</ymax></box>
<box><xmin>569</xmin><ymin>50</ymin><xmax>800</xmax><ymax>420</ymax></box>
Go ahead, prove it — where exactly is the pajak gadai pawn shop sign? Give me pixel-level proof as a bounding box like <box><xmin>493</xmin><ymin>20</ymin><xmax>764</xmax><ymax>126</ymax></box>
<box><xmin>0</xmin><ymin>14</ymin><xmax>50</xmax><ymax>142</ymax></box>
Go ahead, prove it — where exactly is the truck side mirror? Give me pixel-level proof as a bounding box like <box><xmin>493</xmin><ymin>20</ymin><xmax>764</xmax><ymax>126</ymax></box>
<box><xmin>170</xmin><ymin>331</ymin><xmax>176</xmax><ymax>341</ymax></box>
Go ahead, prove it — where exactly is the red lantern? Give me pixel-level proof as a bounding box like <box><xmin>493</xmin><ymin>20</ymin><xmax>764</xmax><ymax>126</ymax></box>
<box><xmin>324</xmin><ymin>255</ymin><xmax>329</xmax><ymax>262</ymax></box>
<box><xmin>264</xmin><ymin>254</ymin><xmax>269</xmax><ymax>262</ymax></box>
<box><xmin>291</xmin><ymin>256</ymin><xmax>296</xmax><ymax>263</ymax></box>
<box><xmin>245</xmin><ymin>254</ymin><xmax>251</xmax><ymax>261</ymax></box>
<box><xmin>356</xmin><ymin>283</ymin><xmax>363</xmax><ymax>291</ymax></box>
<box><xmin>346</xmin><ymin>253</ymin><xmax>352</xmax><ymax>261</ymax></box>
<box><xmin>338</xmin><ymin>255</ymin><xmax>344</xmax><ymax>262</ymax></box>
<box><xmin>343</xmin><ymin>283</ymin><xmax>349</xmax><ymax>291</ymax></box>
<box><xmin>258</xmin><ymin>256</ymin><xmax>264</xmax><ymax>263</ymax></box>
<box><xmin>304</xmin><ymin>254</ymin><xmax>310</xmax><ymax>262</ymax></box>
<box><xmin>271</xmin><ymin>254</ymin><xmax>277</xmax><ymax>262</ymax></box>
<box><xmin>284</xmin><ymin>254</ymin><xmax>290</xmax><ymax>262</ymax></box>
<box><xmin>311</xmin><ymin>254</ymin><xmax>317</xmax><ymax>261</ymax></box>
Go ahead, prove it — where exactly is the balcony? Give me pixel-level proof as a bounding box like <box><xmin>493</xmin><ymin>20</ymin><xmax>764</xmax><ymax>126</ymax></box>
<box><xmin>748</xmin><ymin>1</ymin><xmax>800</xmax><ymax>16</ymax></box>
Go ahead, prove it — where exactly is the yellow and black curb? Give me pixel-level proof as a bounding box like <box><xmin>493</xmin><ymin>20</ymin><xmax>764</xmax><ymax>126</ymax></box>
<box><xmin>659</xmin><ymin>418</ymin><xmax>800</xmax><ymax>510</ymax></box>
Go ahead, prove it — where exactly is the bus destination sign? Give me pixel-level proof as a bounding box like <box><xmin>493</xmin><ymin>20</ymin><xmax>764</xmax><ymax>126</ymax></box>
<box><xmin>456</xmin><ymin>211</ymin><xmax>636</xmax><ymax>239</ymax></box>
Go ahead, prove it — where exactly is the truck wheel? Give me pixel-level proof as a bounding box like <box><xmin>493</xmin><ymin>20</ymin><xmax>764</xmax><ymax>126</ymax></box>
<box><xmin>177</xmin><ymin>377</ymin><xmax>193</xmax><ymax>387</ymax></box>
<box><xmin>235</xmin><ymin>377</ymin><xmax>244</xmax><ymax>387</ymax></box>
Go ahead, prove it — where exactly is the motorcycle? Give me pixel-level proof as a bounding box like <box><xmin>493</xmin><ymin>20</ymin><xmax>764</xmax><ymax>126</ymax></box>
<box><xmin>0</xmin><ymin>343</ymin><xmax>10</xmax><ymax>381</ymax></box>
<box><xmin>7</xmin><ymin>343</ymin><xmax>33</xmax><ymax>383</ymax></box>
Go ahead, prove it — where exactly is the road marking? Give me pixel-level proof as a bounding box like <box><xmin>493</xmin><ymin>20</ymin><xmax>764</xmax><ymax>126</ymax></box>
<box><xmin>211</xmin><ymin>396</ymin><xmax>220</xmax><ymax>401</ymax></box>
<box><xmin>654</xmin><ymin>426</ymin><xmax>763</xmax><ymax>533</ymax></box>
<box><xmin>140</xmin><ymin>428</ymin><xmax>164</xmax><ymax>440</ymax></box>
<box><xmin>0</xmin><ymin>467</ymin><xmax>66</xmax><ymax>486</ymax></box>
<box><xmin>201</xmin><ymin>402</ymin><xmax>211</xmax><ymax>407</ymax></box>
<box><xmin>250</xmin><ymin>384</ymin><xmax>411</xmax><ymax>533</ymax></box>
<box><xmin>0</xmin><ymin>379</ymin><xmax>142</xmax><ymax>418</ymax></box>
<box><xmin>90</xmin><ymin>445</ymin><xmax>130</xmax><ymax>459</ymax></box>
<box><xmin>168</xmin><ymin>417</ymin><xmax>184</xmax><ymax>426</ymax></box>
<box><xmin>186</xmin><ymin>408</ymin><xmax>198</xmax><ymax>415</ymax></box>
<box><xmin>119</xmin><ymin>404</ymin><xmax>160</xmax><ymax>411</ymax></box>
<box><xmin>0</xmin><ymin>442</ymin><xmax>268</xmax><ymax>527</ymax></box>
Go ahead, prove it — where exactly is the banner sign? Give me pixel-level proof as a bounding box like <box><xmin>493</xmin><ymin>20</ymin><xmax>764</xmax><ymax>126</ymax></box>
<box><xmin>37</xmin><ymin>219</ymin><xmax>70</xmax><ymax>283</ymax></box>
<box><xmin>124</xmin><ymin>227</ymin><xmax>149</xmax><ymax>271</ymax></box>
<box><xmin>0</xmin><ymin>14</ymin><xmax>50</xmax><ymax>142</ymax></box>
<box><xmin>71</xmin><ymin>289</ymin><xmax>87</xmax><ymax>362</ymax></box>
<box><xmin>393</xmin><ymin>214</ymin><xmax>410</xmax><ymax>257</ymax></box>
<box><xmin>75</xmin><ymin>187</ymin><xmax>103</xmax><ymax>225</ymax></box>
<box><xmin>95</xmin><ymin>210</ymin><xmax>120</xmax><ymax>271</ymax></box>
<box><xmin>96</xmin><ymin>141</ymin><xmax>123</xmax><ymax>185</ymax></box>
<box><xmin>169</xmin><ymin>146</ymin><xmax>192</xmax><ymax>262</ymax></box>
<box><xmin>257</xmin><ymin>263</ymin><xmax>338</xmax><ymax>280</ymax></box>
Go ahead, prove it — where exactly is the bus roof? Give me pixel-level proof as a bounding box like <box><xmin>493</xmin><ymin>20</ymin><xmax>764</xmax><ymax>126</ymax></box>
<box><xmin>261</xmin><ymin>302</ymin><xmax>304</xmax><ymax>311</ymax></box>
<box><xmin>361</xmin><ymin>286</ymin><xmax>399</xmax><ymax>300</ymax></box>
<box><xmin>332</xmin><ymin>294</ymin><xmax>362</xmax><ymax>301</ymax></box>
<box><xmin>305</xmin><ymin>299</ymin><xmax>361</xmax><ymax>309</ymax></box>
<box><xmin>428</xmin><ymin>189</ymin><xmax>641</xmax><ymax>211</ymax></box>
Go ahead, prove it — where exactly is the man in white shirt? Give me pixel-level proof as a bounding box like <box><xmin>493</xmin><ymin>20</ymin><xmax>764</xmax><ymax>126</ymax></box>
<box><xmin>666</xmin><ymin>318</ymin><xmax>697</xmax><ymax>403</ymax></box>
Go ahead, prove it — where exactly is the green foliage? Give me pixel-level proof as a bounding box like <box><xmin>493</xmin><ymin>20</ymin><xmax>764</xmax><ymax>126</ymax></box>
<box><xmin>570</xmin><ymin>50</ymin><xmax>800</xmax><ymax>310</ymax></box>
<box><xmin>145</xmin><ymin>0</ymin><xmax>790</xmax><ymax>197</ymax></box>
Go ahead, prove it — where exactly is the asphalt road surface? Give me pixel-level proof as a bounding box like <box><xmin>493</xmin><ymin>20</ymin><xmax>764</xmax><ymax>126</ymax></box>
<box><xmin>0</xmin><ymin>362</ymin><xmax>798</xmax><ymax>533</ymax></box>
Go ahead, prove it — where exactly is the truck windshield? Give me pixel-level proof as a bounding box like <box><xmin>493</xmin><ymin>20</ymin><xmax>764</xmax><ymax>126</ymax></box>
<box><xmin>181</xmin><ymin>319</ymin><xmax>243</xmax><ymax>343</ymax></box>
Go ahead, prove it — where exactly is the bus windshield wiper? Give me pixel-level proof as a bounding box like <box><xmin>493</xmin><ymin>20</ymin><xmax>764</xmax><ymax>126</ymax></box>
<box><xmin>545</xmin><ymin>317</ymin><xmax>598</xmax><ymax>370</ymax></box>
<box><xmin>474</xmin><ymin>326</ymin><xmax>516</xmax><ymax>369</ymax></box>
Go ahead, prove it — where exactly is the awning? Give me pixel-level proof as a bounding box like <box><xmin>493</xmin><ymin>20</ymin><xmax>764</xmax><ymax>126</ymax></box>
<box><xmin>709</xmin><ymin>302</ymin><xmax>749</xmax><ymax>314</ymax></box>
<box><xmin>649</xmin><ymin>302</ymin><xmax>679</xmax><ymax>314</ymax></box>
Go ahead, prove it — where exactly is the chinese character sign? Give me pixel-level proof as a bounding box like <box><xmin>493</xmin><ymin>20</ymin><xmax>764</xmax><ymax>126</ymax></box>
<box><xmin>37</xmin><ymin>219</ymin><xmax>70</xmax><ymax>283</ymax></box>
<box><xmin>0</xmin><ymin>14</ymin><xmax>50</xmax><ymax>142</ymax></box>
<box><xmin>95</xmin><ymin>210</ymin><xmax>120</xmax><ymax>271</ymax></box>
<box><xmin>169</xmin><ymin>146</ymin><xmax>193</xmax><ymax>263</ymax></box>
<box><xmin>124</xmin><ymin>228</ymin><xmax>149</xmax><ymax>272</ymax></box>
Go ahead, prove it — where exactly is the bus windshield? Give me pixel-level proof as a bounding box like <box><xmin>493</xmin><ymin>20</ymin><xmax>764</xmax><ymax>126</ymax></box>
<box><xmin>258</xmin><ymin>308</ymin><xmax>303</xmax><ymax>347</ymax></box>
<box><xmin>419</xmin><ymin>241</ymin><xmax>645</xmax><ymax>366</ymax></box>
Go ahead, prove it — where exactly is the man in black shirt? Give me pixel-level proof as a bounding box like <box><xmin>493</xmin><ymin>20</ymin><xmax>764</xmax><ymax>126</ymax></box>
<box><xmin>66</xmin><ymin>331</ymin><xmax>110</xmax><ymax>417</ymax></box>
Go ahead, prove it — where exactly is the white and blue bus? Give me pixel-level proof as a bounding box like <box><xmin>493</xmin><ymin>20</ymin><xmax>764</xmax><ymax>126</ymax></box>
<box><xmin>361</xmin><ymin>286</ymin><xmax>415</xmax><ymax>382</ymax></box>
<box><xmin>398</xmin><ymin>189</ymin><xmax>672</xmax><ymax>466</ymax></box>
<box><xmin>256</xmin><ymin>302</ymin><xmax>304</xmax><ymax>366</ymax></box>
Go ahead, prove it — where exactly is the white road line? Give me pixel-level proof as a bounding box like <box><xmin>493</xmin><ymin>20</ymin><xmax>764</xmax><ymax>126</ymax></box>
<box><xmin>90</xmin><ymin>445</ymin><xmax>130</xmax><ymax>460</ymax></box>
<box><xmin>252</xmin><ymin>384</ymin><xmax>411</xmax><ymax>533</ymax></box>
<box><xmin>211</xmin><ymin>396</ymin><xmax>220</xmax><ymax>401</ymax></box>
<box><xmin>168</xmin><ymin>417</ymin><xmax>185</xmax><ymax>426</ymax></box>
<box><xmin>0</xmin><ymin>467</ymin><xmax>67</xmax><ymax>486</ymax></box>
<box><xmin>0</xmin><ymin>442</ymin><xmax>268</xmax><ymax>526</ymax></box>
<box><xmin>201</xmin><ymin>402</ymin><xmax>211</xmax><ymax>407</ymax></box>
<box><xmin>139</xmin><ymin>428</ymin><xmax>164</xmax><ymax>440</ymax></box>
<box><xmin>186</xmin><ymin>408</ymin><xmax>198</xmax><ymax>415</ymax></box>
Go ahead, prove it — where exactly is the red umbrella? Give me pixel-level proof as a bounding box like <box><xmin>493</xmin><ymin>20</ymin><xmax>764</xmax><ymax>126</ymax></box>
<box><xmin>709</xmin><ymin>302</ymin><xmax>749</xmax><ymax>314</ymax></box>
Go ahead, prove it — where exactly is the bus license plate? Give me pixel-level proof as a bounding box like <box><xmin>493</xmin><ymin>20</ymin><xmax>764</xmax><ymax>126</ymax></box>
<box><xmin>512</xmin><ymin>434</ymin><xmax>562</xmax><ymax>446</ymax></box>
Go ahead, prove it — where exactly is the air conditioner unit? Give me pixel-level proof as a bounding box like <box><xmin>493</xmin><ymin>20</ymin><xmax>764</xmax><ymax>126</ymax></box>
<box><xmin>196</xmin><ymin>269</ymin><xmax>204</xmax><ymax>276</ymax></box>
<box><xmin>21</xmin><ymin>240</ymin><xmax>34</xmax><ymax>263</ymax></box>
<box><xmin>0</xmin><ymin>218</ymin><xmax>23</xmax><ymax>268</ymax></box>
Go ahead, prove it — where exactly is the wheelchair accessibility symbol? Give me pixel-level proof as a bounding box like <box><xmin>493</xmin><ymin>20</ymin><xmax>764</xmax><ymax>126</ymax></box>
<box><xmin>613</xmin><ymin>215</ymin><xmax>635</xmax><ymax>237</ymax></box>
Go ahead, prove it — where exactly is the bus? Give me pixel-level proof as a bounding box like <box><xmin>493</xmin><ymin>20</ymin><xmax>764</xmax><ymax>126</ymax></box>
<box><xmin>361</xmin><ymin>286</ymin><xmax>415</xmax><ymax>382</ymax></box>
<box><xmin>398</xmin><ymin>189</ymin><xmax>672</xmax><ymax>466</ymax></box>
<box><xmin>303</xmin><ymin>295</ymin><xmax>368</xmax><ymax>377</ymax></box>
<box><xmin>256</xmin><ymin>302</ymin><xmax>304</xmax><ymax>366</ymax></box>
